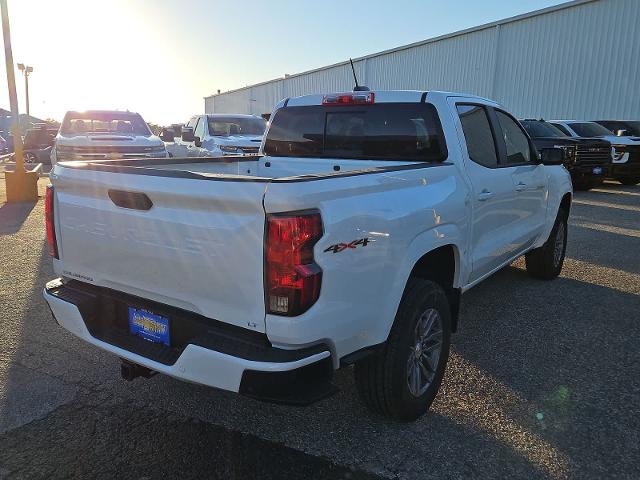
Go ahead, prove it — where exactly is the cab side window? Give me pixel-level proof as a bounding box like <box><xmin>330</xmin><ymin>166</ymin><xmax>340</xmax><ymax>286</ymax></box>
<box><xmin>457</xmin><ymin>104</ymin><xmax>498</xmax><ymax>168</ymax></box>
<box><xmin>495</xmin><ymin>111</ymin><xmax>531</xmax><ymax>165</ymax></box>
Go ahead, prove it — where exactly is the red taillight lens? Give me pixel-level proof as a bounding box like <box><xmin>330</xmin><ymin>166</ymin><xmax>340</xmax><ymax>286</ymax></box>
<box><xmin>45</xmin><ymin>185</ymin><xmax>58</xmax><ymax>258</ymax></box>
<box><xmin>265</xmin><ymin>212</ymin><xmax>323</xmax><ymax>316</ymax></box>
<box><xmin>322</xmin><ymin>92</ymin><xmax>375</xmax><ymax>106</ymax></box>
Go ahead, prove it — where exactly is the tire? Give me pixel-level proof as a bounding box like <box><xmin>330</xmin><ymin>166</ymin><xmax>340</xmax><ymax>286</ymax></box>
<box><xmin>354</xmin><ymin>278</ymin><xmax>451</xmax><ymax>422</ymax></box>
<box><xmin>617</xmin><ymin>177</ymin><xmax>640</xmax><ymax>186</ymax></box>
<box><xmin>525</xmin><ymin>207</ymin><xmax>568</xmax><ymax>280</ymax></box>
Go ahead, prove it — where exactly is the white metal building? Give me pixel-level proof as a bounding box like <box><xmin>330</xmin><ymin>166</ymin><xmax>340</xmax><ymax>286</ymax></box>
<box><xmin>205</xmin><ymin>0</ymin><xmax>639</xmax><ymax>120</ymax></box>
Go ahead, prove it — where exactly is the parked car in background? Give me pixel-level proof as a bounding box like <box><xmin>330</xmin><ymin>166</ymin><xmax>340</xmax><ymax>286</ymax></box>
<box><xmin>593</xmin><ymin>120</ymin><xmax>640</xmax><ymax>138</ymax></box>
<box><xmin>177</xmin><ymin>114</ymin><xmax>265</xmax><ymax>157</ymax></box>
<box><xmin>44</xmin><ymin>89</ymin><xmax>571</xmax><ymax>421</ymax></box>
<box><xmin>550</xmin><ymin>120</ymin><xmax>640</xmax><ymax>185</ymax></box>
<box><xmin>159</xmin><ymin>123</ymin><xmax>187</xmax><ymax>158</ymax></box>
<box><xmin>50</xmin><ymin>110</ymin><xmax>168</xmax><ymax>165</ymax></box>
<box><xmin>0</xmin><ymin>134</ymin><xmax>8</xmax><ymax>155</ymax></box>
<box><xmin>0</xmin><ymin>131</ymin><xmax>16</xmax><ymax>153</ymax></box>
<box><xmin>520</xmin><ymin>119</ymin><xmax>610</xmax><ymax>190</ymax></box>
<box><xmin>23</xmin><ymin>123</ymin><xmax>57</xmax><ymax>164</ymax></box>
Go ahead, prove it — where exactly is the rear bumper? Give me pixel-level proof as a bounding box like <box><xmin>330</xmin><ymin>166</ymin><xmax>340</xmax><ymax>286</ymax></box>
<box><xmin>44</xmin><ymin>278</ymin><xmax>334</xmax><ymax>403</ymax></box>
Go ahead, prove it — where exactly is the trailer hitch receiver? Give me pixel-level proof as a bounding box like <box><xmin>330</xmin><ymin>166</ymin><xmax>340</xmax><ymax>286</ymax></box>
<box><xmin>120</xmin><ymin>359</ymin><xmax>156</xmax><ymax>381</ymax></box>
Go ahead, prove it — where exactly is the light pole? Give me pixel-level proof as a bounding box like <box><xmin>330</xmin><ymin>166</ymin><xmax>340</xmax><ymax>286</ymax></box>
<box><xmin>1</xmin><ymin>0</ymin><xmax>38</xmax><ymax>202</ymax></box>
<box><xmin>17</xmin><ymin>62</ymin><xmax>32</xmax><ymax>117</ymax></box>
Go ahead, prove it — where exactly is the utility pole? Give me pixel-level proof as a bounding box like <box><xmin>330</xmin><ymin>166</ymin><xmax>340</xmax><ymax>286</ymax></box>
<box><xmin>17</xmin><ymin>63</ymin><xmax>33</xmax><ymax>117</ymax></box>
<box><xmin>2</xmin><ymin>0</ymin><xmax>38</xmax><ymax>202</ymax></box>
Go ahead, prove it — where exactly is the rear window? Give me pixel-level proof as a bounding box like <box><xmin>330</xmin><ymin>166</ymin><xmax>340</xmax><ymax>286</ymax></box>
<box><xmin>263</xmin><ymin>103</ymin><xmax>447</xmax><ymax>162</ymax></box>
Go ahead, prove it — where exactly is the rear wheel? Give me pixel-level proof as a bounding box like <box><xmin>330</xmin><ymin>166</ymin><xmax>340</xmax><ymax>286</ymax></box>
<box><xmin>354</xmin><ymin>279</ymin><xmax>451</xmax><ymax>421</ymax></box>
<box><xmin>525</xmin><ymin>207</ymin><xmax>568</xmax><ymax>280</ymax></box>
<box><xmin>617</xmin><ymin>177</ymin><xmax>640</xmax><ymax>186</ymax></box>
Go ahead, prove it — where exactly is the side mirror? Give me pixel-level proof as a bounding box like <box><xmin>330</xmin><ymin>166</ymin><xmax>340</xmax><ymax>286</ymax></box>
<box><xmin>194</xmin><ymin>136</ymin><xmax>202</xmax><ymax>147</ymax></box>
<box><xmin>616</xmin><ymin>129</ymin><xmax>628</xmax><ymax>137</ymax></box>
<box><xmin>159</xmin><ymin>130</ymin><xmax>174</xmax><ymax>142</ymax></box>
<box><xmin>539</xmin><ymin>147</ymin><xmax>564</xmax><ymax>165</ymax></box>
<box><xmin>181</xmin><ymin>127</ymin><xmax>195</xmax><ymax>142</ymax></box>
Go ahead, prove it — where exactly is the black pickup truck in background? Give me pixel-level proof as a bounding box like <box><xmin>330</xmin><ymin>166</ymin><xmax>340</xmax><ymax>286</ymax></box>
<box><xmin>521</xmin><ymin>119</ymin><xmax>611</xmax><ymax>191</ymax></box>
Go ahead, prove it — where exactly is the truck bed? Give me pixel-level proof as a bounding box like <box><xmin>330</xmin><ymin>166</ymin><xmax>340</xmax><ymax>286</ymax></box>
<box><xmin>50</xmin><ymin>154</ymin><xmax>444</xmax><ymax>336</ymax></box>
<box><xmin>57</xmin><ymin>155</ymin><xmax>430</xmax><ymax>182</ymax></box>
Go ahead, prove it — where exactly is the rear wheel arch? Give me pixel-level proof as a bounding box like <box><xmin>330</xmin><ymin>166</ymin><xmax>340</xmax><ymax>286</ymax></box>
<box><xmin>407</xmin><ymin>245</ymin><xmax>461</xmax><ymax>332</ymax></box>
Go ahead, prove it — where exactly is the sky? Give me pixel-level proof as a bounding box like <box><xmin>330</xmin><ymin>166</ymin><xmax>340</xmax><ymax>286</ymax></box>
<box><xmin>0</xmin><ymin>0</ymin><xmax>568</xmax><ymax>126</ymax></box>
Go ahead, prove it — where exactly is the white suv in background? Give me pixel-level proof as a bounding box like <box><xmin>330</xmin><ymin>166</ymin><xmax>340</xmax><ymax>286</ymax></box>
<box><xmin>178</xmin><ymin>114</ymin><xmax>265</xmax><ymax>157</ymax></box>
<box><xmin>50</xmin><ymin>110</ymin><xmax>167</xmax><ymax>165</ymax></box>
<box><xmin>550</xmin><ymin>120</ymin><xmax>640</xmax><ymax>185</ymax></box>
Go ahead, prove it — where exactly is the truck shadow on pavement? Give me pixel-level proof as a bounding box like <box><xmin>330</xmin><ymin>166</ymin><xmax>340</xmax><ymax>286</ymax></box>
<box><xmin>1</xmin><ymin>239</ymin><xmax>554</xmax><ymax>479</ymax></box>
<box><xmin>452</xmin><ymin>261</ymin><xmax>640</xmax><ymax>479</ymax></box>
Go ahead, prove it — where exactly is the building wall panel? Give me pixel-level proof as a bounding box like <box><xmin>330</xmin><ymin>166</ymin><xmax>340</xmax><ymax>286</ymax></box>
<box><xmin>205</xmin><ymin>0</ymin><xmax>640</xmax><ymax>121</ymax></box>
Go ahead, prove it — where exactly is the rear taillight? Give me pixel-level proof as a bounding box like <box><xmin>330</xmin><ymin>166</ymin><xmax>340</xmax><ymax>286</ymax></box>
<box><xmin>322</xmin><ymin>92</ymin><xmax>375</xmax><ymax>106</ymax></box>
<box><xmin>45</xmin><ymin>185</ymin><xmax>58</xmax><ymax>258</ymax></box>
<box><xmin>265</xmin><ymin>212</ymin><xmax>323</xmax><ymax>316</ymax></box>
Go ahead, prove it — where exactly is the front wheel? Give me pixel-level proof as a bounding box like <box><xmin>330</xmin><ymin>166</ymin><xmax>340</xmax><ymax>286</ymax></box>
<box><xmin>617</xmin><ymin>177</ymin><xmax>640</xmax><ymax>186</ymax></box>
<box><xmin>525</xmin><ymin>207</ymin><xmax>568</xmax><ymax>280</ymax></box>
<box><xmin>354</xmin><ymin>279</ymin><xmax>451</xmax><ymax>422</ymax></box>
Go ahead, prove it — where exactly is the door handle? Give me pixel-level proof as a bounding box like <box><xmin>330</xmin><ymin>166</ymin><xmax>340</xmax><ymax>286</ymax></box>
<box><xmin>477</xmin><ymin>190</ymin><xmax>493</xmax><ymax>201</ymax></box>
<box><xmin>515</xmin><ymin>182</ymin><xmax>527</xmax><ymax>192</ymax></box>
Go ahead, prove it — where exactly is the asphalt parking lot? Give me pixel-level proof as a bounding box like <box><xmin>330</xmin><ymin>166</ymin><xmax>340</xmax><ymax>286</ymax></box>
<box><xmin>0</xmin><ymin>175</ymin><xmax>639</xmax><ymax>479</ymax></box>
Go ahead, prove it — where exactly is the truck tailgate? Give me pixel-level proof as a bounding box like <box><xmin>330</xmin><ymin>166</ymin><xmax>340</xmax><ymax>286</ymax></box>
<box><xmin>53</xmin><ymin>167</ymin><xmax>268</xmax><ymax>332</ymax></box>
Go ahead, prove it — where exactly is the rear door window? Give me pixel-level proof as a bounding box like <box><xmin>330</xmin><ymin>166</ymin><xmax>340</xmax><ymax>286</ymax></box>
<box><xmin>456</xmin><ymin>104</ymin><xmax>498</xmax><ymax>168</ymax></box>
<box><xmin>264</xmin><ymin>103</ymin><xmax>447</xmax><ymax>162</ymax></box>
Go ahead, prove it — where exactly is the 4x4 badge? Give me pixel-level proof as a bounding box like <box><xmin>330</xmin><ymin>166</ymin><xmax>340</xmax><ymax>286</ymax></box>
<box><xmin>324</xmin><ymin>237</ymin><xmax>371</xmax><ymax>254</ymax></box>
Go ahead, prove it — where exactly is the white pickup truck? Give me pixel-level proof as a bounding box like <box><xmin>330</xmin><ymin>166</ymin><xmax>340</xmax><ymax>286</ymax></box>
<box><xmin>50</xmin><ymin>110</ymin><xmax>168</xmax><ymax>165</ymax></box>
<box><xmin>44</xmin><ymin>90</ymin><xmax>572</xmax><ymax>421</ymax></box>
<box><xmin>174</xmin><ymin>114</ymin><xmax>265</xmax><ymax>157</ymax></box>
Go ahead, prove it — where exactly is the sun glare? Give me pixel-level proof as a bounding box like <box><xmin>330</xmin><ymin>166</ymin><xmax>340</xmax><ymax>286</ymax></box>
<box><xmin>3</xmin><ymin>0</ymin><xmax>186</xmax><ymax>124</ymax></box>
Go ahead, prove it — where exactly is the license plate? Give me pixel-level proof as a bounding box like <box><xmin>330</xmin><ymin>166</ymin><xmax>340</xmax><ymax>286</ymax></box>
<box><xmin>592</xmin><ymin>167</ymin><xmax>603</xmax><ymax>175</ymax></box>
<box><xmin>128</xmin><ymin>307</ymin><xmax>170</xmax><ymax>346</ymax></box>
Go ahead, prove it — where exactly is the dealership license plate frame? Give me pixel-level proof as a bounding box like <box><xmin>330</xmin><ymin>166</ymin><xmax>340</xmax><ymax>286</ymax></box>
<box><xmin>128</xmin><ymin>307</ymin><xmax>170</xmax><ymax>346</ymax></box>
